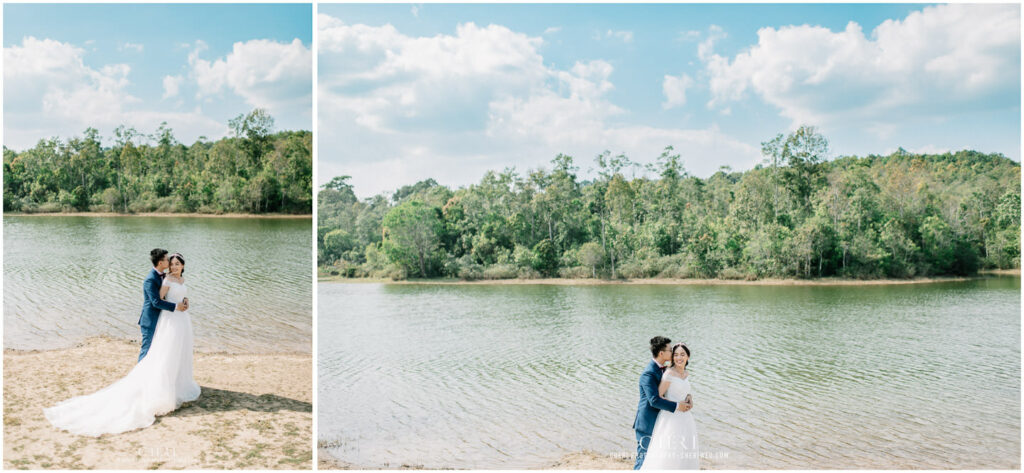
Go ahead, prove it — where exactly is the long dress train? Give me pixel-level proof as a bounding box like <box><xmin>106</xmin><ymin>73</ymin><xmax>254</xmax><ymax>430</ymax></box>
<box><xmin>44</xmin><ymin>281</ymin><xmax>200</xmax><ymax>436</ymax></box>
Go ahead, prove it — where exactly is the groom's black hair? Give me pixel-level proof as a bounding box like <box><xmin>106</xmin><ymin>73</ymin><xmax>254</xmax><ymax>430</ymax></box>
<box><xmin>649</xmin><ymin>336</ymin><xmax>672</xmax><ymax>358</ymax></box>
<box><xmin>150</xmin><ymin>248</ymin><xmax>169</xmax><ymax>267</ymax></box>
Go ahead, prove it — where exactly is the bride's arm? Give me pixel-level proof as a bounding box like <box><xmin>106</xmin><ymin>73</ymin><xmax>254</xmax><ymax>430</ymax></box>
<box><xmin>658</xmin><ymin>376</ymin><xmax>671</xmax><ymax>397</ymax></box>
<box><xmin>160</xmin><ymin>282</ymin><xmax>170</xmax><ymax>300</ymax></box>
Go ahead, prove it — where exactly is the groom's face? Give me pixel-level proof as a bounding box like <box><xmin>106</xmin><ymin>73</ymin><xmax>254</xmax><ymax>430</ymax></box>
<box><xmin>655</xmin><ymin>346</ymin><xmax>672</xmax><ymax>364</ymax></box>
<box><xmin>155</xmin><ymin>256</ymin><xmax>169</xmax><ymax>272</ymax></box>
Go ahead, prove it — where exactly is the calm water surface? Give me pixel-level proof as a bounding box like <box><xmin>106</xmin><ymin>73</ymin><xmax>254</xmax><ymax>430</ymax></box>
<box><xmin>319</xmin><ymin>278</ymin><xmax>1020</xmax><ymax>469</ymax></box>
<box><xmin>4</xmin><ymin>216</ymin><xmax>312</xmax><ymax>353</ymax></box>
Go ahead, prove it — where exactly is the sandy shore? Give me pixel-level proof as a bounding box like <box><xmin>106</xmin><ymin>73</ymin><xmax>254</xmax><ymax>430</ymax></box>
<box><xmin>543</xmin><ymin>451</ymin><xmax>633</xmax><ymax>469</ymax></box>
<box><xmin>5</xmin><ymin>212</ymin><xmax>311</xmax><ymax>219</ymax></box>
<box><xmin>979</xmin><ymin>268</ymin><xmax>1022</xmax><ymax>276</ymax></box>
<box><xmin>317</xmin><ymin>448</ymin><xmax>636</xmax><ymax>470</ymax></box>
<box><xmin>318</xmin><ymin>272</ymin><xmax>1017</xmax><ymax>286</ymax></box>
<box><xmin>317</xmin><ymin>448</ymin><xmax>435</xmax><ymax>470</ymax></box>
<box><xmin>4</xmin><ymin>337</ymin><xmax>311</xmax><ymax>469</ymax></box>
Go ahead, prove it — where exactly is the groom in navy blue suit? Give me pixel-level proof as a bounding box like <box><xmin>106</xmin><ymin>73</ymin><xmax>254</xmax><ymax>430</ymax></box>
<box><xmin>633</xmin><ymin>336</ymin><xmax>690</xmax><ymax>469</ymax></box>
<box><xmin>138</xmin><ymin>249</ymin><xmax>188</xmax><ymax>362</ymax></box>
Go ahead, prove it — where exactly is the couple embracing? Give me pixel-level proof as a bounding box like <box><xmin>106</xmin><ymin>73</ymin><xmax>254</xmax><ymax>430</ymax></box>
<box><xmin>633</xmin><ymin>336</ymin><xmax>700</xmax><ymax>470</ymax></box>
<box><xmin>44</xmin><ymin>249</ymin><xmax>201</xmax><ymax>436</ymax></box>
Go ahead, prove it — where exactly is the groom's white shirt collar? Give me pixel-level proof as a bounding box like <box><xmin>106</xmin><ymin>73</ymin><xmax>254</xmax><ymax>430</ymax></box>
<box><xmin>652</xmin><ymin>358</ymin><xmax>663</xmax><ymax>368</ymax></box>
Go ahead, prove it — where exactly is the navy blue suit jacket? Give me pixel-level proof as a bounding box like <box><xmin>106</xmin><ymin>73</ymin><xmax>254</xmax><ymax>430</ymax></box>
<box><xmin>633</xmin><ymin>359</ymin><xmax>678</xmax><ymax>435</ymax></box>
<box><xmin>138</xmin><ymin>268</ymin><xmax>176</xmax><ymax>329</ymax></box>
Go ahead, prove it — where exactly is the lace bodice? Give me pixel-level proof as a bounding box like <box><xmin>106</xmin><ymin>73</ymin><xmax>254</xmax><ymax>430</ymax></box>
<box><xmin>662</xmin><ymin>371</ymin><xmax>691</xmax><ymax>403</ymax></box>
<box><xmin>162</xmin><ymin>280</ymin><xmax>188</xmax><ymax>304</ymax></box>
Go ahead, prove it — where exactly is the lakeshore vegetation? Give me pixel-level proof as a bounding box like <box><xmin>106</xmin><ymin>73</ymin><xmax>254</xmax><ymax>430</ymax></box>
<box><xmin>319</xmin><ymin>127</ymin><xmax>1020</xmax><ymax>280</ymax></box>
<box><xmin>3</xmin><ymin>109</ymin><xmax>311</xmax><ymax>214</ymax></box>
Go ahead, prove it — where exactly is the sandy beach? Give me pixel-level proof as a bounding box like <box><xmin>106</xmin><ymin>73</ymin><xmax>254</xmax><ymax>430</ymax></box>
<box><xmin>317</xmin><ymin>448</ymin><xmax>433</xmax><ymax>470</ymax></box>
<box><xmin>544</xmin><ymin>451</ymin><xmax>633</xmax><ymax>469</ymax></box>
<box><xmin>4</xmin><ymin>337</ymin><xmax>311</xmax><ymax>469</ymax></box>
<box><xmin>317</xmin><ymin>448</ymin><xmax>637</xmax><ymax>470</ymax></box>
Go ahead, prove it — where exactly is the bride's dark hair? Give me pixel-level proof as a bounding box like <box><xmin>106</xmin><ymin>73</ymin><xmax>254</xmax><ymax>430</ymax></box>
<box><xmin>168</xmin><ymin>253</ymin><xmax>185</xmax><ymax>275</ymax></box>
<box><xmin>668</xmin><ymin>342</ymin><xmax>690</xmax><ymax>369</ymax></box>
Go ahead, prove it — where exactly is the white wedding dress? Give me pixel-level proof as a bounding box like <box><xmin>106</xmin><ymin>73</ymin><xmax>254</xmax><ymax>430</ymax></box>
<box><xmin>641</xmin><ymin>370</ymin><xmax>700</xmax><ymax>470</ymax></box>
<box><xmin>44</xmin><ymin>280</ymin><xmax>201</xmax><ymax>436</ymax></box>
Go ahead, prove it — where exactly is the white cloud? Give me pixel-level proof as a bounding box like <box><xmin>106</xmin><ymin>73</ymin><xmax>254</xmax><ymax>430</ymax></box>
<box><xmin>885</xmin><ymin>144</ymin><xmax>959</xmax><ymax>156</ymax></box>
<box><xmin>606</xmin><ymin>29</ymin><xmax>634</xmax><ymax>43</ymax></box>
<box><xmin>318</xmin><ymin>15</ymin><xmax>761</xmax><ymax>198</ymax></box>
<box><xmin>162</xmin><ymin>75</ymin><xmax>183</xmax><ymax>99</ymax></box>
<box><xmin>544</xmin><ymin>26</ymin><xmax>562</xmax><ymax>35</ymax></box>
<box><xmin>411</xmin><ymin>4</ymin><xmax>420</xmax><ymax>17</ymax></box>
<box><xmin>662</xmin><ymin>73</ymin><xmax>694</xmax><ymax>109</ymax></box>
<box><xmin>189</xmin><ymin>38</ymin><xmax>312</xmax><ymax>120</ymax></box>
<box><xmin>697</xmin><ymin>25</ymin><xmax>726</xmax><ymax>62</ymax></box>
<box><xmin>119</xmin><ymin>42</ymin><xmax>144</xmax><ymax>53</ymax></box>
<box><xmin>319</xmin><ymin>17</ymin><xmax>547</xmax><ymax>134</ymax></box>
<box><xmin>705</xmin><ymin>4</ymin><xmax>1020</xmax><ymax>134</ymax></box>
<box><xmin>678</xmin><ymin>30</ymin><xmax>702</xmax><ymax>42</ymax></box>
<box><xmin>3</xmin><ymin>36</ymin><xmax>227</xmax><ymax>150</ymax></box>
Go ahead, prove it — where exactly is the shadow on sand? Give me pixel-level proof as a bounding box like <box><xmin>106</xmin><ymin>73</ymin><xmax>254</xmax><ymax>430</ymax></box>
<box><xmin>168</xmin><ymin>386</ymin><xmax>311</xmax><ymax>417</ymax></box>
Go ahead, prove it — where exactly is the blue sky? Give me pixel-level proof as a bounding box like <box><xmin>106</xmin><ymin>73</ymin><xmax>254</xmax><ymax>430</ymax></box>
<box><xmin>318</xmin><ymin>3</ymin><xmax>1021</xmax><ymax>199</ymax></box>
<box><xmin>4</xmin><ymin>3</ymin><xmax>312</xmax><ymax>150</ymax></box>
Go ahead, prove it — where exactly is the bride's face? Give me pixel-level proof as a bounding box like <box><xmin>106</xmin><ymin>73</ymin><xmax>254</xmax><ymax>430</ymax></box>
<box><xmin>673</xmin><ymin>347</ymin><xmax>688</xmax><ymax>368</ymax></box>
<box><xmin>169</xmin><ymin>258</ymin><xmax>184</xmax><ymax>276</ymax></box>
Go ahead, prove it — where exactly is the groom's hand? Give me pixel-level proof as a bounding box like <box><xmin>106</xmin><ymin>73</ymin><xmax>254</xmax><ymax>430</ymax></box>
<box><xmin>181</xmin><ymin>298</ymin><xmax>189</xmax><ymax>311</ymax></box>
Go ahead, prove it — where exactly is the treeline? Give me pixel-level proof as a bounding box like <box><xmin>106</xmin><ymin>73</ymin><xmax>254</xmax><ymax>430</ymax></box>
<box><xmin>3</xmin><ymin>109</ymin><xmax>311</xmax><ymax>214</ymax></box>
<box><xmin>319</xmin><ymin>126</ymin><xmax>1020</xmax><ymax>280</ymax></box>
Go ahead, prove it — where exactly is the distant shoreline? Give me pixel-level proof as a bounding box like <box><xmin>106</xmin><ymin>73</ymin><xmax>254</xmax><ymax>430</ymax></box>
<box><xmin>318</xmin><ymin>269</ymin><xmax>1019</xmax><ymax>286</ymax></box>
<box><xmin>5</xmin><ymin>212</ymin><xmax>311</xmax><ymax>219</ymax></box>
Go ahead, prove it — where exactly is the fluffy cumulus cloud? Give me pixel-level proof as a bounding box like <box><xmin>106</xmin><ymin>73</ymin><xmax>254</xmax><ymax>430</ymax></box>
<box><xmin>119</xmin><ymin>42</ymin><xmax>144</xmax><ymax>53</ymax></box>
<box><xmin>318</xmin><ymin>14</ymin><xmax>760</xmax><ymax>197</ymax></box>
<box><xmin>162</xmin><ymin>75</ymin><xmax>183</xmax><ymax>99</ymax></box>
<box><xmin>189</xmin><ymin>38</ymin><xmax>312</xmax><ymax>120</ymax></box>
<box><xmin>606</xmin><ymin>30</ymin><xmax>634</xmax><ymax>43</ymax></box>
<box><xmin>704</xmin><ymin>4</ymin><xmax>1020</xmax><ymax>133</ymax></box>
<box><xmin>3</xmin><ymin>36</ymin><xmax>227</xmax><ymax>149</ymax></box>
<box><xmin>662</xmin><ymin>73</ymin><xmax>695</xmax><ymax>109</ymax></box>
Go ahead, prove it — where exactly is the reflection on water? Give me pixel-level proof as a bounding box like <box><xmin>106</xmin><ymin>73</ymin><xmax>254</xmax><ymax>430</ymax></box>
<box><xmin>319</xmin><ymin>278</ymin><xmax>1020</xmax><ymax>469</ymax></box>
<box><xmin>4</xmin><ymin>216</ymin><xmax>312</xmax><ymax>353</ymax></box>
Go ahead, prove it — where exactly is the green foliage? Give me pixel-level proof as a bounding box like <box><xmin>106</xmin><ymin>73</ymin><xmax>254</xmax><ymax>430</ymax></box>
<box><xmin>381</xmin><ymin>200</ymin><xmax>443</xmax><ymax>277</ymax></box>
<box><xmin>531</xmin><ymin>239</ymin><xmax>559</xmax><ymax>276</ymax></box>
<box><xmin>578</xmin><ymin>241</ymin><xmax>605</xmax><ymax>278</ymax></box>
<box><xmin>318</xmin><ymin>128</ymin><xmax>1020</xmax><ymax>280</ymax></box>
<box><xmin>3</xmin><ymin>109</ymin><xmax>311</xmax><ymax>215</ymax></box>
<box><xmin>323</xmin><ymin>229</ymin><xmax>356</xmax><ymax>263</ymax></box>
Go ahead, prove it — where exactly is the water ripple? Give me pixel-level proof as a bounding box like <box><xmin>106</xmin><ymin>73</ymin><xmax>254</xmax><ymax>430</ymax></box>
<box><xmin>319</xmin><ymin>279</ymin><xmax>1020</xmax><ymax>469</ymax></box>
<box><xmin>4</xmin><ymin>216</ymin><xmax>311</xmax><ymax>353</ymax></box>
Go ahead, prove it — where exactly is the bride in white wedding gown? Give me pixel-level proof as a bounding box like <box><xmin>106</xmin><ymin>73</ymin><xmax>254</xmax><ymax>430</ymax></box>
<box><xmin>641</xmin><ymin>342</ymin><xmax>699</xmax><ymax>470</ymax></box>
<box><xmin>44</xmin><ymin>253</ymin><xmax>200</xmax><ymax>436</ymax></box>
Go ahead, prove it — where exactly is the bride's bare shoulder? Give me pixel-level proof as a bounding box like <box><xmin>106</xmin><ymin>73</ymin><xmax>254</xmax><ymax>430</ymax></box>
<box><xmin>666</xmin><ymin>368</ymin><xmax>688</xmax><ymax>380</ymax></box>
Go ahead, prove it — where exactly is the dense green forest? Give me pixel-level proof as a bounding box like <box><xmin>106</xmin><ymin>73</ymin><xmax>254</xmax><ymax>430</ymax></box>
<box><xmin>319</xmin><ymin>126</ymin><xmax>1020</xmax><ymax>280</ymax></box>
<box><xmin>3</xmin><ymin>109</ymin><xmax>311</xmax><ymax>214</ymax></box>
